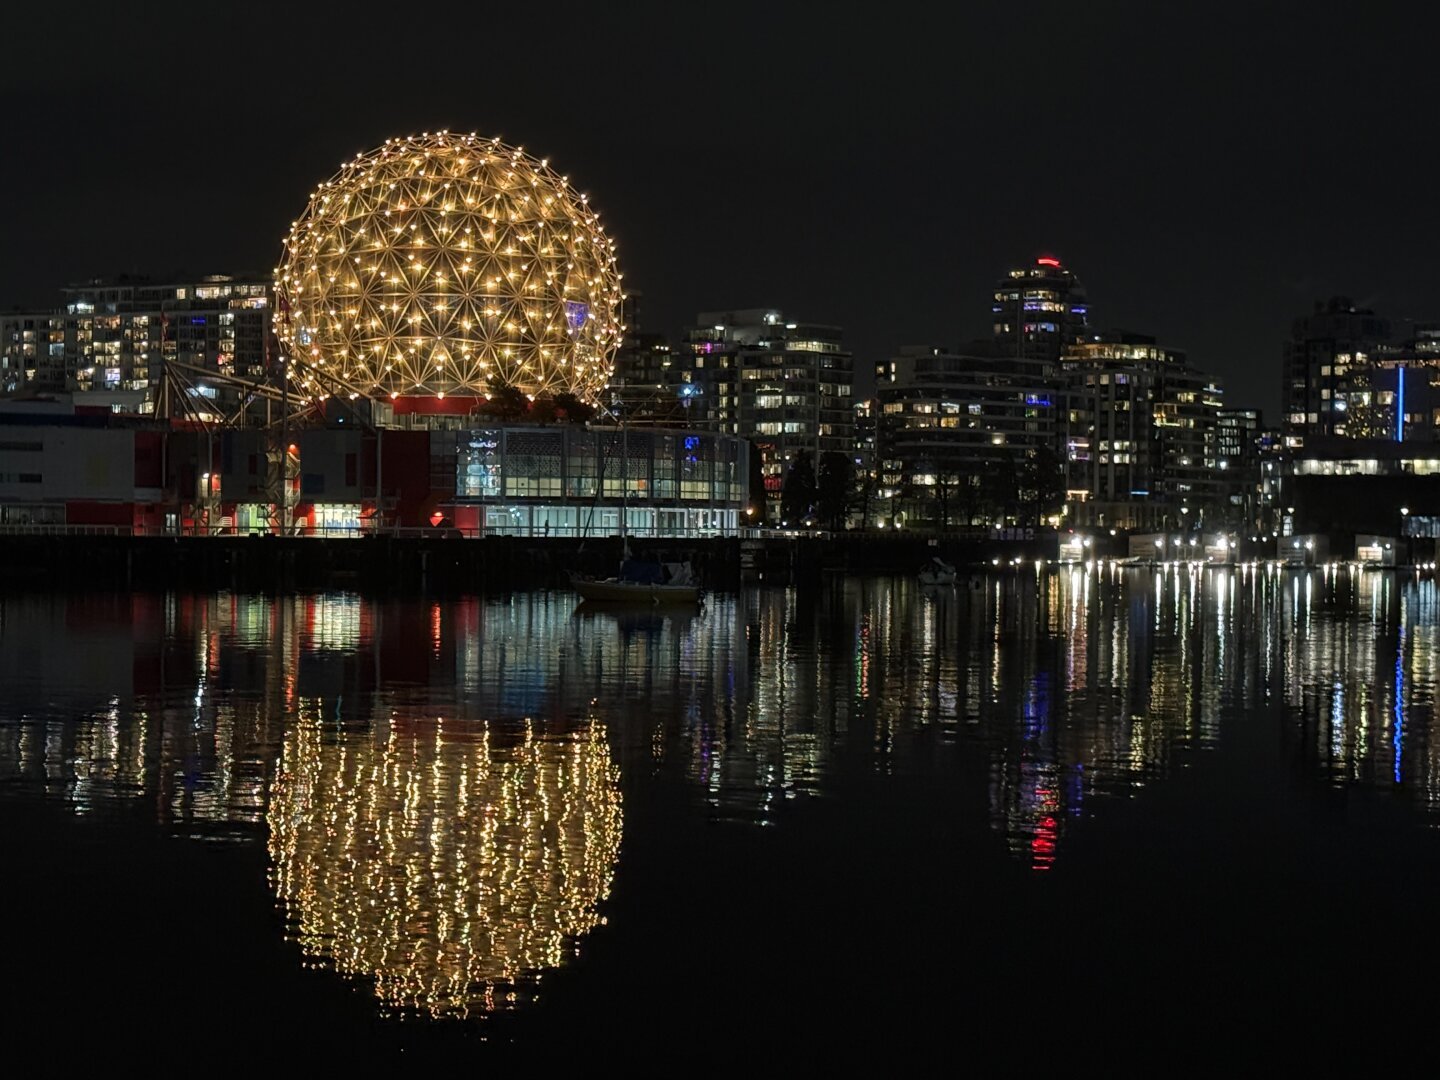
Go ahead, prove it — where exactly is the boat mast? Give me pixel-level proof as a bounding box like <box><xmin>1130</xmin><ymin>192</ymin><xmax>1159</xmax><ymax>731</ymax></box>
<box><xmin>620</xmin><ymin>398</ymin><xmax>629</xmax><ymax>556</ymax></box>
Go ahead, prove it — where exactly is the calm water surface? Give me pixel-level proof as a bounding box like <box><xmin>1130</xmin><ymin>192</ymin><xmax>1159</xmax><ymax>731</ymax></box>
<box><xmin>3</xmin><ymin>568</ymin><xmax>1439</xmax><ymax>1062</ymax></box>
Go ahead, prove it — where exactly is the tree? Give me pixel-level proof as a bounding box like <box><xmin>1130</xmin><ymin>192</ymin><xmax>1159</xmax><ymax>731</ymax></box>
<box><xmin>553</xmin><ymin>391</ymin><xmax>597</xmax><ymax>424</ymax></box>
<box><xmin>935</xmin><ymin>469</ymin><xmax>978</xmax><ymax>530</ymax></box>
<box><xmin>528</xmin><ymin>395</ymin><xmax>559</xmax><ymax>424</ymax></box>
<box><xmin>981</xmin><ymin>452</ymin><xmax>1019</xmax><ymax>525</ymax></box>
<box><xmin>856</xmin><ymin>460</ymin><xmax>878</xmax><ymax>529</ymax></box>
<box><xmin>956</xmin><ymin>470</ymin><xmax>983</xmax><ymax>527</ymax></box>
<box><xmin>817</xmin><ymin>451</ymin><xmax>854</xmax><ymax>531</ymax></box>
<box><xmin>746</xmin><ymin>440</ymin><xmax>767</xmax><ymax>523</ymax></box>
<box><xmin>477</xmin><ymin>383</ymin><xmax>529</xmax><ymax>421</ymax></box>
<box><xmin>1018</xmin><ymin>444</ymin><xmax>1066</xmax><ymax>525</ymax></box>
<box><xmin>780</xmin><ymin>451</ymin><xmax>817</xmax><ymax>526</ymax></box>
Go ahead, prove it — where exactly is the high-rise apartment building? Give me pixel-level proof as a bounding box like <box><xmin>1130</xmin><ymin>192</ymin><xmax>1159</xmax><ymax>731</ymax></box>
<box><xmin>853</xmin><ymin>398</ymin><xmax>878</xmax><ymax>524</ymax></box>
<box><xmin>1060</xmin><ymin>333</ymin><xmax>1223</xmax><ymax>529</ymax></box>
<box><xmin>608</xmin><ymin>331</ymin><xmax>682</xmax><ymax>421</ymax></box>
<box><xmin>1334</xmin><ymin>327</ymin><xmax>1440</xmax><ymax>444</ymax></box>
<box><xmin>679</xmin><ymin>309</ymin><xmax>853</xmax><ymax>520</ymax></box>
<box><xmin>1216</xmin><ymin>407</ymin><xmax>1263</xmax><ymax>528</ymax></box>
<box><xmin>992</xmin><ymin>256</ymin><xmax>1091</xmax><ymax>363</ymax></box>
<box><xmin>606</xmin><ymin>293</ymin><xmax>685</xmax><ymax>423</ymax></box>
<box><xmin>1281</xmin><ymin>297</ymin><xmax>1391</xmax><ymax>445</ymax></box>
<box><xmin>1</xmin><ymin>274</ymin><xmax>275</xmax><ymax>416</ymax></box>
<box><xmin>875</xmin><ymin>344</ymin><xmax>1057</xmax><ymax>527</ymax></box>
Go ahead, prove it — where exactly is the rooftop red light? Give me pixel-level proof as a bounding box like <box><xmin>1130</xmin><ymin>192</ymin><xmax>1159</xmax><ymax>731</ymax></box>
<box><xmin>1036</xmin><ymin>256</ymin><xmax>1061</xmax><ymax>267</ymax></box>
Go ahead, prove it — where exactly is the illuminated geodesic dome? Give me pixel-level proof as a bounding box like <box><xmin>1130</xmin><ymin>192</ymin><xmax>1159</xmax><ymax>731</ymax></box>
<box><xmin>275</xmin><ymin>131</ymin><xmax>624</xmax><ymax>402</ymax></box>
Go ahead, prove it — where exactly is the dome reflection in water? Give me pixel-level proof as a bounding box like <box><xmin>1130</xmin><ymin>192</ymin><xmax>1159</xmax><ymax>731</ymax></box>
<box><xmin>5</xmin><ymin>571</ymin><xmax>1440</xmax><ymax>1038</ymax></box>
<box><xmin>266</xmin><ymin>713</ymin><xmax>621</xmax><ymax>1018</ymax></box>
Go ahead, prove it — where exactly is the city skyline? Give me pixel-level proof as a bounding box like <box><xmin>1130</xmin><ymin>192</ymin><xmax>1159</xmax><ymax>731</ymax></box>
<box><xmin>4</xmin><ymin>6</ymin><xmax>1437</xmax><ymax>415</ymax></box>
<box><xmin>11</xmin><ymin>6</ymin><xmax>1440</xmax><ymax>1058</ymax></box>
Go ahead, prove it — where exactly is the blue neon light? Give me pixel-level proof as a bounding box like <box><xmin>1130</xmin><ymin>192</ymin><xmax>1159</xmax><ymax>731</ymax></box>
<box><xmin>1396</xmin><ymin>364</ymin><xmax>1405</xmax><ymax>443</ymax></box>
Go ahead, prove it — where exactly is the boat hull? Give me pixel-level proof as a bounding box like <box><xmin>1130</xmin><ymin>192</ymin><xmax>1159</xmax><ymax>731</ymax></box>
<box><xmin>572</xmin><ymin>578</ymin><xmax>702</xmax><ymax>605</ymax></box>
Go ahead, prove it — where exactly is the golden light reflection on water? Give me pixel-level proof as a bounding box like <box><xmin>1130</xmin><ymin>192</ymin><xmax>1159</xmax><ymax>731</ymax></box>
<box><xmin>4</xmin><ymin>572</ymin><xmax>1440</xmax><ymax>962</ymax></box>
<box><xmin>266</xmin><ymin>712</ymin><xmax>622</xmax><ymax>1018</ymax></box>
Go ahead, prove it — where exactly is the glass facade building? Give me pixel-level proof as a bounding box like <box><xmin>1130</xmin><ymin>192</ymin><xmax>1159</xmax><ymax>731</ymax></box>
<box><xmin>452</xmin><ymin>424</ymin><xmax>748</xmax><ymax>537</ymax></box>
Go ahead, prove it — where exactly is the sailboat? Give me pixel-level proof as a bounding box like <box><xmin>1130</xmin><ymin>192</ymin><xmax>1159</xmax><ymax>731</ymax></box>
<box><xmin>570</xmin><ymin>559</ymin><xmax>702</xmax><ymax>604</ymax></box>
<box><xmin>570</xmin><ymin>404</ymin><xmax>701</xmax><ymax>605</ymax></box>
<box><xmin>918</xmin><ymin>556</ymin><xmax>958</xmax><ymax>586</ymax></box>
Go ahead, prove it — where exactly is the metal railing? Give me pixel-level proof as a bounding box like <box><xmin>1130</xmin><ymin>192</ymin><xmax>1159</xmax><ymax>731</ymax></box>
<box><xmin>0</xmin><ymin>523</ymin><xmax>131</xmax><ymax>536</ymax></box>
<box><xmin>0</xmin><ymin>522</ymin><xmax>742</xmax><ymax>540</ymax></box>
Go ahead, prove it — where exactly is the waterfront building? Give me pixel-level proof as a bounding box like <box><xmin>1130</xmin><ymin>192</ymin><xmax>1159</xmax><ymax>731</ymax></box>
<box><xmin>0</xmin><ymin>274</ymin><xmax>275</xmax><ymax>413</ymax></box>
<box><xmin>1281</xmin><ymin>297</ymin><xmax>1392</xmax><ymax>445</ymax></box>
<box><xmin>0</xmin><ymin>131</ymin><xmax>750</xmax><ymax>539</ymax></box>
<box><xmin>1274</xmin><ymin>302</ymin><xmax>1440</xmax><ymax>536</ymax></box>
<box><xmin>0</xmin><ymin>398</ymin><xmax>748</xmax><ymax>537</ymax></box>
<box><xmin>1255</xmin><ymin>426</ymin><xmax>1286</xmax><ymax>534</ymax></box>
<box><xmin>1059</xmin><ymin>333</ymin><xmax>1224</xmax><ymax>530</ymax></box>
<box><xmin>1286</xmin><ymin>437</ymin><xmax>1440</xmax><ymax>538</ymax></box>
<box><xmin>679</xmin><ymin>308</ymin><xmax>854</xmax><ymax>520</ymax></box>
<box><xmin>1216</xmin><ymin>407</ymin><xmax>1263</xmax><ymax>528</ymax></box>
<box><xmin>1330</xmin><ymin>327</ymin><xmax>1440</xmax><ymax>444</ymax></box>
<box><xmin>876</xmin><ymin>344</ymin><xmax>1057</xmax><ymax>527</ymax></box>
<box><xmin>852</xmin><ymin>398</ymin><xmax>878</xmax><ymax>525</ymax></box>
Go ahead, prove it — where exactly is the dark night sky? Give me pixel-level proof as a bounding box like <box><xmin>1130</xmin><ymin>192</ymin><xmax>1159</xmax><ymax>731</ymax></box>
<box><xmin>4</xmin><ymin>2</ymin><xmax>1437</xmax><ymax>415</ymax></box>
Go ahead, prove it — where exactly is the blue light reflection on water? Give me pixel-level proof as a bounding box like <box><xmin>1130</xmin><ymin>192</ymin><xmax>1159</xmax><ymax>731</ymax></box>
<box><xmin>1</xmin><ymin>567</ymin><xmax>1440</xmax><ymax>1027</ymax></box>
<box><xmin>2</xmin><ymin>569</ymin><xmax>1438</xmax><ymax>844</ymax></box>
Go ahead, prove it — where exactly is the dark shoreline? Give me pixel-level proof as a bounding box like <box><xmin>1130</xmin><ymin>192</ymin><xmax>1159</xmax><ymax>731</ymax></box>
<box><xmin>0</xmin><ymin>533</ymin><xmax>1061</xmax><ymax>593</ymax></box>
